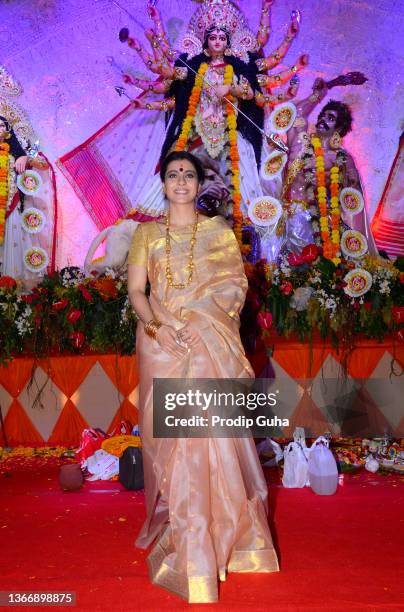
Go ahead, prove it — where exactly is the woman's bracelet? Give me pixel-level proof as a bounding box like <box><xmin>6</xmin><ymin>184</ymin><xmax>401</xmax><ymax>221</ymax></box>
<box><xmin>144</xmin><ymin>319</ymin><xmax>162</xmax><ymax>339</ymax></box>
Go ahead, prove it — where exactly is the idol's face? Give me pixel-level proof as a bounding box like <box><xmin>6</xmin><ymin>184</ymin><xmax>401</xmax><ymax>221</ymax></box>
<box><xmin>207</xmin><ymin>29</ymin><xmax>228</xmax><ymax>55</ymax></box>
<box><xmin>24</xmin><ymin>177</ymin><xmax>36</xmax><ymax>188</ymax></box>
<box><xmin>316</xmin><ymin>109</ymin><xmax>338</xmax><ymax>134</ymax></box>
<box><xmin>163</xmin><ymin>158</ymin><xmax>200</xmax><ymax>206</ymax></box>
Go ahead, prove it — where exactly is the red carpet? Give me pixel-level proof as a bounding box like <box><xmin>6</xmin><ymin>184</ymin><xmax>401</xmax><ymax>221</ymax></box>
<box><xmin>0</xmin><ymin>458</ymin><xmax>403</xmax><ymax>611</ymax></box>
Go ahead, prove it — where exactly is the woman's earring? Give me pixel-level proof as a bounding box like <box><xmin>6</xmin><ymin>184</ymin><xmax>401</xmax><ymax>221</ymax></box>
<box><xmin>224</xmin><ymin>47</ymin><xmax>232</xmax><ymax>56</ymax></box>
<box><xmin>4</xmin><ymin>132</ymin><xmax>10</xmax><ymax>140</ymax></box>
<box><xmin>203</xmin><ymin>48</ymin><xmax>211</xmax><ymax>57</ymax></box>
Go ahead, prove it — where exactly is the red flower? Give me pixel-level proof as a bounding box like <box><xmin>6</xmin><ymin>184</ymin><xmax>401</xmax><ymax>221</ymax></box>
<box><xmin>400</xmin><ymin>272</ymin><xmax>404</xmax><ymax>284</ymax></box>
<box><xmin>20</xmin><ymin>294</ymin><xmax>34</xmax><ymax>304</ymax></box>
<box><xmin>34</xmin><ymin>316</ymin><xmax>42</xmax><ymax>328</ymax></box>
<box><xmin>52</xmin><ymin>298</ymin><xmax>69</xmax><ymax>312</ymax></box>
<box><xmin>257</xmin><ymin>310</ymin><xmax>273</xmax><ymax>330</ymax></box>
<box><xmin>0</xmin><ymin>275</ymin><xmax>17</xmax><ymax>289</ymax></box>
<box><xmin>67</xmin><ymin>308</ymin><xmax>82</xmax><ymax>323</ymax></box>
<box><xmin>279</xmin><ymin>280</ymin><xmax>293</xmax><ymax>296</ymax></box>
<box><xmin>363</xmin><ymin>302</ymin><xmax>372</xmax><ymax>311</ymax></box>
<box><xmin>392</xmin><ymin>306</ymin><xmax>404</xmax><ymax>324</ymax></box>
<box><xmin>301</xmin><ymin>244</ymin><xmax>320</xmax><ymax>263</ymax></box>
<box><xmin>288</xmin><ymin>253</ymin><xmax>304</xmax><ymax>266</ymax></box>
<box><xmin>70</xmin><ymin>331</ymin><xmax>85</xmax><ymax>349</ymax></box>
<box><xmin>90</xmin><ymin>278</ymin><xmax>118</xmax><ymax>300</ymax></box>
<box><xmin>78</xmin><ymin>284</ymin><xmax>93</xmax><ymax>302</ymax></box>
<box><xmin>352</xmin><ymin>301</ymin><xmax>360</xmax><ymax>311</ymax></box>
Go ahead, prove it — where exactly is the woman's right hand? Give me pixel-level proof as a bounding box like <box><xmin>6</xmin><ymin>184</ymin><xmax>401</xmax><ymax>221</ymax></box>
<box><xmin>155</xmin><ymin>324</ymin><xmax>188</xmax><ymax>359</ymax></box>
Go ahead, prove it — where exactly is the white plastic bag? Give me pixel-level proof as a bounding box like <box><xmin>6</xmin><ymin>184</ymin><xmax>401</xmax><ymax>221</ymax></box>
<box><xmin>365</xmin><ymin>455</ymin><xmax>379</xmax><ymax>473</ymax></box>
<box><xmin>256</xmin><ymin>438</ymin><xmax>284</xmax><ymax>466</ymax></box>
<box><xmin>282</xmin><ymin>441</ymin><xmax>309</xmax><ymax>488</ymax></box>
<box><xmin>308</xmin><ymin>436</ymin><xmax>338</xmax><ymax>495</ymax></box>
<box><xmin>85</xmin><ymin>449</ymin><xmax>119</xmax><ymax>481</ymax></box>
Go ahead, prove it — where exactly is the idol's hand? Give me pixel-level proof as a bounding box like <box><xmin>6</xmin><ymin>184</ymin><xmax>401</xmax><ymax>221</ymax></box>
<box><xmin>147</xmin><ymin>5</ymin><xmax>158</xmax><ymax>19</ymax></box>
<box><xmin>214</xmin><ymin>84</ymin><xmax>231</xmax><ymax>99</ymax></box>
<box><xmin>297</xmin><ymin>53</ymin><xmax>309</xmax><ymax>69</ymax></box>
<box><xmin>156</xmin><ymin>324</ymin><xmax>188</xmax><ymax>358</ymax></box>
<box><xmin>313</xmin><ymin>77</ymin><xmax>327</xmax><ymax>93</ymax></box>
<box><xmin>15</xmin><ymin>155</ymin><xmax>29</xmax><ymax>174</ymax></box>
<box><xmin>177</xmin><ymin>323</ymin><xmax>200</xmax><ymax>346</ymax></box>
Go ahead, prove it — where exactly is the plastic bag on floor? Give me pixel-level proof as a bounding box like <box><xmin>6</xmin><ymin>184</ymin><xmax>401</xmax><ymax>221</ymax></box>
<box><xmin>256</xmin><ymin>438</ymin><xmax>284</xmax><ymax>466</ymax></box>
<box><xmin>282</xmin><ymin>441</ymin><xmax>309</xmax><ymax>488</ymax></box>
<box><xmin>85</xmin><ymin>449</ymin><xmax>119</xmax><ymax>481</ymax></box>
<box><xmin>308</xmin><ymin>436</ymin><xmax>338</xmax><ymax>495</ymax></box>
<box><xmin>76</xmin><ymin>428</ymin><xmax>106</xmax><ymax>466</ymax></box>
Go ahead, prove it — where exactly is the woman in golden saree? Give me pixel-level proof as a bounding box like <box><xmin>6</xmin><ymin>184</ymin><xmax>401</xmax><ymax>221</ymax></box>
<box><xmin>127</xmin><ymin>151</ymin><xmax>278</xmax><ymax>604</ymax></box>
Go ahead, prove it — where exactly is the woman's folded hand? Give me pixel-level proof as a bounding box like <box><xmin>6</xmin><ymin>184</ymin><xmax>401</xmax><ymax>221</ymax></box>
<box><xmin>156</xmin><ymin>325</ymin><xmax>188</xmax><ymax>358</ymax></box>
<box><xmin>177</xmin><ymin>322</ymin><xmax>200</xmax><ymax>346</ymax></box>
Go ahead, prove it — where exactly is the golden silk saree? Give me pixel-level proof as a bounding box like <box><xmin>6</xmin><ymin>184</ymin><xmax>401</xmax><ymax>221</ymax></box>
<box><xmin>128</xmin><ymin>216</ymin><xmax>279</xmax><ymax>603</ymax></box>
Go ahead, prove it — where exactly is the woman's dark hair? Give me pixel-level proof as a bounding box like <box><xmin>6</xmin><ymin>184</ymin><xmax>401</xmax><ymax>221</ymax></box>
<box><xmin>203</xmin><ymin>25</ymin><xmax>231</xmax><ymax>50</ymax></box>
<box><xmin>159</xmin><ymin>151</ymin><xmax>205</xmax><ymax>183</ymax></box>
<box><xmin>0</xmin><ymin>115</ymin><xmax>26</xmax><ymax>158</ymax></box>
<box><xmin>319</xmin><ymin>100</ymin><xmax>353</xmax><ymax>137</ymax></box>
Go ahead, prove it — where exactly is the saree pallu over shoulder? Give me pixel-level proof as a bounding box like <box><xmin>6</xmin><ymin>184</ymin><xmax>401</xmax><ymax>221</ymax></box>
<box><xmin>129</xmin><ymin>216</ymin><xmax>279</xmax><ymax>603</ymax></box>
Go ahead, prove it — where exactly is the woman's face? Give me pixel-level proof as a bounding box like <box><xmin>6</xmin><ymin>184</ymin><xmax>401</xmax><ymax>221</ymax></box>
<box><xmin>207</xmin><ymin>29</ymin><xmax>228</xmax><ymax>56</ymax></box>
<box><xmin>163</xmin><ymin>159</ymin><xmax>200</xmax><ymax>206</ymax></box>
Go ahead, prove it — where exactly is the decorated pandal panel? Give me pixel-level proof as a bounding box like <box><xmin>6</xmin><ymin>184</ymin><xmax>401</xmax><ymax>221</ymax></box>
<box><xmin>0</xmin><ymin>340</ymin><xmax>402</xmax><ymax>447</ymax></box>
<box><xmin>0</xmin><ymin>355</ymin><xmax>139</xmax><ymax>447</ymax></box>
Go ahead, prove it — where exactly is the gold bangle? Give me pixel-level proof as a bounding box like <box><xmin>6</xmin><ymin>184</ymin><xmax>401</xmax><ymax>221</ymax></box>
<box><xmin>144</xmin><ymin>319</ymin><xmax>162</xmax><ymax>339</ymax></box>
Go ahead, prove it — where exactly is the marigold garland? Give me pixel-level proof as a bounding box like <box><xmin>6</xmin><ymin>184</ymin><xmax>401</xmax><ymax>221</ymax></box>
<box><xmin>175</xmin><ymin>63</ymin><xmax>209</xmax><ymax>151</ymax></box>
<box><xmin>0</xmin><ymin>142</ymin><xmax>10</xmax><ymax>246</ymax></box>
<box><xmin>312</xmin><ymin>136</ymin><xmax>341</xmax><ymax>265</ymax></box>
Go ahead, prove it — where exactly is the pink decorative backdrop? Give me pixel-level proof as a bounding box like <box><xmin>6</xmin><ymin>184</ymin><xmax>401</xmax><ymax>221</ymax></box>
<box><xmin>1</xmin><ymin>0</ymin><xmax>402</xmax><ymax>267</ymax></box>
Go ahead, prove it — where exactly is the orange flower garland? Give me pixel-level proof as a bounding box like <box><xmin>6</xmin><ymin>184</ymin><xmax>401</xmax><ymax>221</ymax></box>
<box><xmin>175</xmin><ymin>63</ymin><xmax>209</xmax><ymax>151</ymax></box>
<box><xmin>0</xmin><ymin>142</ymin><xmax>10</xmax><ymax>246</ymax></box>
<box><xmin>312</xmin><ymin>136</ymin><xmax>341</xmax><ymax>265</ymax></box>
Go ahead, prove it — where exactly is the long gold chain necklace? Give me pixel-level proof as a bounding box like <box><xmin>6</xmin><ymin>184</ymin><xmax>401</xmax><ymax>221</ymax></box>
<box><xmin>165</xmin><ymin>210</ymin><xmax>199</xmax><ymax>289</ymax></box>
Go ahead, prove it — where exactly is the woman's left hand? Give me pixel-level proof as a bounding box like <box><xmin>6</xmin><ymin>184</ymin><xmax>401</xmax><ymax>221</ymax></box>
<box><xmin>176</xmin><ymin>322</ymin><xmax>200</xmax><ymax>346</ymax></box>
<box><xmin>15</xmin><ymin>155</ymin><xmax>29</xmax><ymax>174</ymax></box>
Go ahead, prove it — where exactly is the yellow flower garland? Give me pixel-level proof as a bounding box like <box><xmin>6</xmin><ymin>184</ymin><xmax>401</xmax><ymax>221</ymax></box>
<box><xmin>175</xmin><ymin>62</ymin><xmax>246</xmax><ymax>252</ymax></box>
<box><xmin>311</xmin><ymin>137</ymin><xmax>341</xmax><ymax>265</ymax></box>
<box><xmin>0</xmin><ymin>142</ymin><xmax>10</xmax><ymax>246</ymax></box>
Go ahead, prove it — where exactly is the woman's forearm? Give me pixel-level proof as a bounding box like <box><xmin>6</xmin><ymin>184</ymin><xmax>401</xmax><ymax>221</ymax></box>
<box><xmin>129</xmin><ymin>289</ymin><xmax>155</xmax><ymax>323</ymax></box>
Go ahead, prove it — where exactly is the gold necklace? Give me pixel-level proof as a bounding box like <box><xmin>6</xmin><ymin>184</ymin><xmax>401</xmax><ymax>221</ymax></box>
<box><xmin>165</xmin><ymin>211</ymin><xmax>199</xmax><ymax>289</ymax></box>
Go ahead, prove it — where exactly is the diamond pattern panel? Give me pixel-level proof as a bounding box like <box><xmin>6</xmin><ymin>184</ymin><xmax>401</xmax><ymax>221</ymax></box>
<box><xmin>260</xmin><ymin>359</ymin><xmax>304</xmax><ymax>424</ymax></box>
<box><xmin>18</xmin><ymin>366</ymin><xmax>67</xmax><ymax>442</ymax></box>
<box><xmin>365</xmin><ymin>351</ymin><xmax>404</xmax><ymax>434</ymax></box>
<box><xmin>0</xmin><ymin>344</ymin><xmax>402</xmax><ymax>445</ymax></box>
<box><xmin>0</xmin><ymin>386</ymin><xmax>13</xmax><ymax>419</ymax></box>
<box><xmin>71</xmin><ymin>361</ymin><xmax>123</xmax><ymax>433</ymax></box>
<box><xmin>128</xmin><ymin>384</ymin><xmax>139</xmax><ymax>410</ymax></box>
